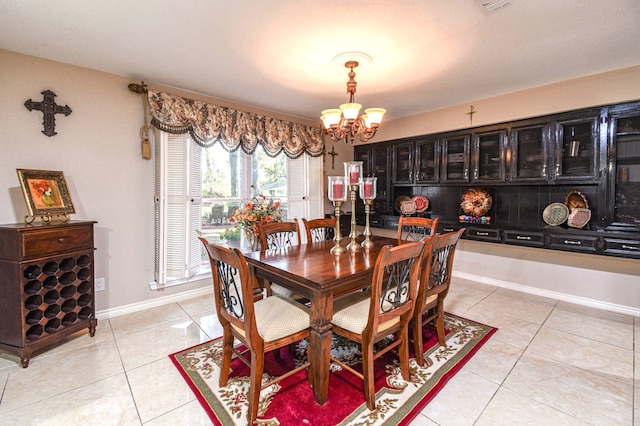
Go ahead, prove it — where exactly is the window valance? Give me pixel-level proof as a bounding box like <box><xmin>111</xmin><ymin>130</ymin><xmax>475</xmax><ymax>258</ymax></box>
<box><xmin>147</xmin><ymin>90</ymin><xmax>325</xmax><ymax>158</ymax></box>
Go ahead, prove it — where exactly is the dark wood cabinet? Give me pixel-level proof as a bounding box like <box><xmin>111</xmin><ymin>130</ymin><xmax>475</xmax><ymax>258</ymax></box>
<box><xmin>0</xmin><ymin>221</ymin><xmax>97</xmax><ymax>367</ymax></box>
<box><xmin>355</xmin><ymin>100</ymin><xmax>640</xmax><ymax>259</ymax></box>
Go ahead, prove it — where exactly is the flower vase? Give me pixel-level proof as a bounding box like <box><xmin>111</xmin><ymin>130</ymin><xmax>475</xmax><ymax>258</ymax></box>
<box><xmin>242</xmin><ymin>230</ymin><xmax>260</xmax><ymax>252</ymax></box>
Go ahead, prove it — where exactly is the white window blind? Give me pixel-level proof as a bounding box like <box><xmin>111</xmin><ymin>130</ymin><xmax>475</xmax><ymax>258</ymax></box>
<box><xmin>153</xmin><ymin>129</ymin><xmax>202</xmax><ymax>288</ymax></box>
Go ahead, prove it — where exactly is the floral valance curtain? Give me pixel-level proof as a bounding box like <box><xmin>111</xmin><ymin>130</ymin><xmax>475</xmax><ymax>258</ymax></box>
<box><xmin>147</xmin><ymin>90</ymin><xmax>324</xmax><ymax>158</ymax></box>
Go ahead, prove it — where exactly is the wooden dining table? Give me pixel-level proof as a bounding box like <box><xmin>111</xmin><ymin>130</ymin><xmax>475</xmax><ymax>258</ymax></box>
<box><xmin>244</xmin><ymin>235</ymin><xmax>398</xmax><ymax>405</ymax></box>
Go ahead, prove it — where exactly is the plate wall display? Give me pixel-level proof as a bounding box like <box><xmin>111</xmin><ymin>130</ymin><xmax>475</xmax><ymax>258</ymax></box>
<box><xmin>567</xmin><ymin>207</ymin><xmax>591</xmax><ymax>228</ymax></box>
<box><xmin>460</xmin><ymin>188</ymin><xmax>492</xmax><ymax>217</ymax></box>
<box><xmin>394</xmin><ymin>195</ymin><xmax>411</xmax><ymax>213</ymax></box>
<box><xmin>542</xmin><ymin>202</ymin><xmax>569</xmax><ymax>226</ymax></box>
<box><xmin>564</xmin><ymin>190</ymin><xmax>589</xmax><ymax>211</ymax></box>
<box><xmin>411</xmin><ymin>195</ymin><xmax>429</xmax><ymax>212</ymax></box>
<box><xmin>400</xmin><ymin>200</ymin><xmax>417</xmax><ymax>216</ymax></box>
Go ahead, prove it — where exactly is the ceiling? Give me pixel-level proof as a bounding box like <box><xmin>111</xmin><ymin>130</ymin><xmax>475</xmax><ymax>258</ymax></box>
<box><xmin>2</xmin><ymin>0</ymin><xmax>640</xmax><ymax>123</ymax></box>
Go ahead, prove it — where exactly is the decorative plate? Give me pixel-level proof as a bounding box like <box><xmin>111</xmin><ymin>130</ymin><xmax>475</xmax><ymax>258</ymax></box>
<box><xmin>567</xmin><ymin>207</ymin><xmax>591</xmax><ymax>228</ymax></box>
<box><xmin>394</xmin><ymin>195</ymin><xmax>411</xmax><ymax>213</ymax></box>
<box><xmin>411</xmin><ymin>195</ymin><xmax>429</xmax><ymax>212</ymax></box>
<box><xmin>542</xmin><ymin>202</ymin><xmax>569</xmax><ymax>226</ymax></box>
<box><xmin>460</xmin><ymin>188</ymin><xmax>492</xmax><ymax>217</ymax></box>
<box><xmin>564</xmin><ymin>190</ymin><xmax>589</xmax><ymax>212</ymax></box>
<box><xmin>400</xmin><ymin>200</ymin><xmax>417</xmax><ymax>216</ymax></box>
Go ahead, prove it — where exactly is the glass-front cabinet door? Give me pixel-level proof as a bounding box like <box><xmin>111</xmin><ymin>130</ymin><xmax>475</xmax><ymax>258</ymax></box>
<box><xmin>441</xmin><ymin>134</ymin><xmax>470</xmax><ymax>183</ymax></box>
<box><xmin>415</xmin><ymin>138</ymin><xmax>439</xmax><ymax>183</ymax></box>
<box><xmin>354</xmin><ymin>145</ymin><xmax>370</xmax><ymax>176</ymax></box>
<box><xmin>509</xmin><ymin>121</ymin><xmax>551</xmax><ymax>182</ymax></box>
<box><xmin>554</xmin><ymin>113</ymin><xmax>599</xmax><ymax>181</ymax></box>
<box><xmin>393</xmin><ymin>141</ymin><xmax>414</xmax><ymax>183</ymax></box>
<box><xmin>472</xmin><ymin>129</ymin><xmax>507</xmax><ymax>183</ymax></box>
<box><xmin>611</xmin><ymin>111</ymin><xmax>640</xmax><ymax>230</ymax></box>
<box><xmin>372</xmin><ymin>144</ymin><xmax>391</xmax><ymax>214</ymax></box>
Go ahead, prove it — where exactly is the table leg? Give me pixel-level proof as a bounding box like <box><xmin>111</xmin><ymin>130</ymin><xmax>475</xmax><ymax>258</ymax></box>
<box><xmin>309</xmin><ymin>291</ymin><xmax>333</xmax><ymax>405</ymax></box>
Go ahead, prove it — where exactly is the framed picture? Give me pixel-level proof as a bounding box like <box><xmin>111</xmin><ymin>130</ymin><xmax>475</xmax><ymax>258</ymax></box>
<box><xmin>16</xmin><ymin>169</ymin><xmax>75</xmax><ymax>219</ymax></box>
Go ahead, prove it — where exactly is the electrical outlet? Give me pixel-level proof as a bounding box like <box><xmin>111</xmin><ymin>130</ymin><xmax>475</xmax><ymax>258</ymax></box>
<box><xmin>95</xmin><ymin>277</ymin><xmax>105</xmax><ymax>291</ymax></box>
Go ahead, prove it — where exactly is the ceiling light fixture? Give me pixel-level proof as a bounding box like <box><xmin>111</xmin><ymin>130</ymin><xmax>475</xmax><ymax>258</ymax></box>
<box><xmin>320</xmin><ymin>61</ymin><xmax>386</xmax><ymax>144</ymax></box>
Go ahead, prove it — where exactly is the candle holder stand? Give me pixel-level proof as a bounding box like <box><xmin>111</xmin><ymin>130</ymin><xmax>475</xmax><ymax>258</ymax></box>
<box><xmin>361</xmin><ymin>199</ymin><xmax>374</xmax><ymax>248</ymax></box>
<box><xmin>347</xmin><ymin>184</ymin><xmax>360</xmax><ymax>252</ymax></box>
<box><xmin>330</xmin><ymin>201</ymin><xmax>345</xmax><ymax>255</ymax></box>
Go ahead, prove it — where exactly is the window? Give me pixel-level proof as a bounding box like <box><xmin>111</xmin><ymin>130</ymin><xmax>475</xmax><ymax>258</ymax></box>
<box><xmin>153</xmin><ymin>130</ymin><xmax>323</xmax><ymax>289</ymax></box>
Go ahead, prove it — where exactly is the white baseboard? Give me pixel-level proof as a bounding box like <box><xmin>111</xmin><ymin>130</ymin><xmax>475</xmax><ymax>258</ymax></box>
<box><xmin>454</xmin><ymin>271</ymin><xmax>640</xmax><ymax>317</ymax></box>
<box><xmin>95</xmin><ymin>286</ymin><xmax>213</xmax><ymax>320</ymax></box>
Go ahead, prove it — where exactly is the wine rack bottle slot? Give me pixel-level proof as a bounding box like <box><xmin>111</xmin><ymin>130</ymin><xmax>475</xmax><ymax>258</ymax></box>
<box><xmin>24</xmin><ymin>280</ymin><xmax>42</xmax><ymax>294</ymax></box>
<box><xmin>23</xmin><ymin>265</ymin><xmax>41</xmax><ymax>279</ymax></box>
<box><xmin>60</xmin><ymin>285</ymin><xmax>76</xmax><ymax>299</ymax></box>
<box><xmin>45</xmin><ymin>318</ymin><xmax>61</xmax><ymax>333</ymax></box>
<box><xmin>26</xmin><ymin>325</ymin><xmax>44</xmax><ymax>340</ymax></box>
<box><xmin>59</xmin><ymin>258</ymin><xmax>75</xmax><ymax>271</ymax></box>
<box><xmin>62</xmin><ymin>312</ymin><xmax>78</xmax><ymax>326</ymax></box>
<box><xmin>77</xmin><ymin>281</ymin><xmax>91</xmax><ymax>294</ymax></box>
<box><xmin>25</xmin><ymin>295</ymin><xmax>43</xmax><ymax>310</ymax></box>
<box><xmin>43</xmin><ymin>276</ymin><xmax>58</xmax><ymax>289</ymax></box>
<box><xmin>78</xmin><ymin>307</ymin><xmax>92</xmax><ymax>320</ymax></box>
<box><xmin>76</xmin><ymin>255</ymin><xmax>91</xmax><ymax>268</ymax></box>
<box><xmin>43</xmin><ymin>261</ymin><xmax>59</xmax><ymax>275</ymax></box>
<box><xmin>44</xmin><ymin>290</ymin><xmax>60</xmax><ymax>305</ymax></box>
<box><xmin>59</xmin><ymin>272</ymin><xmax>77</xmax><ymax>285</ymax></box>
<box><xmin>61</xmin><ymin>298</ymin><xmax>77</xmax><ymax>313</ymax></box>
<box><xmin>77</xmin><ymin>294</ymin><xmax>92</xmax><ymax>307</ymax></box>
<box><xmin>44</xmin><ymin>304</ymin><xmax>61</xmax><ymax>319</ymax></box>
<box><xmin>77</xmin><ymin>268</ymin><xmax>91</xmax><ymax>281</ymax></box>
<box><xmin>25</xmin><ymin>310</ymin><xmax>43</xmax><ymax>325</ymax></box>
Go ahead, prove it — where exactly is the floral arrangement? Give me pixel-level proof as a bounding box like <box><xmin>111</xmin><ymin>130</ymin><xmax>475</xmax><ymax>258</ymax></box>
<box><xmin>228</xmin><ymin>194</ymin><xmax>284</xmax><ymax>236</ymax></box>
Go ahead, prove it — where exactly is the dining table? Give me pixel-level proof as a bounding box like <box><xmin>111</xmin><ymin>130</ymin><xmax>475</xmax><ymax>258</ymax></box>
<box><xmin>244</xmin><ymin>235</ymin><xmax>398</xmax><ymax>405</ymax></box>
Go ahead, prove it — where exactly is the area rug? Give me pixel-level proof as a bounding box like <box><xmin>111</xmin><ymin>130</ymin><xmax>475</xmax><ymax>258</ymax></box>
<box><xmin>169</xmin><ymin>313</ymin><xmax>496</xmax><ymax>425</ymax></box>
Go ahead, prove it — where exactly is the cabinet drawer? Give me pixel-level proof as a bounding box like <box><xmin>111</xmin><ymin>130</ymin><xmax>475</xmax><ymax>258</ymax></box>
<box><xmin>383</xmin><ymin>216</ymin><xmax>399</xmax><ymax>228</ymax></box>
<box><xmin>548</xmin><ymin>234</ymin><xmax>598</xmax><ymax>253</ymax></box>
<box><xmin>22</xmin><ymin>226</ymin><xmax>93</xmax><ymax>258</ymax></box>
<box><xmin>466</xmin><ymin>228</ymin><xmax>500</xmax><ymax>241</ymax></box>
<box><xmin>503</xmin><ymin>230</ymin><xmax>545</xmax><ymax>247</ymax></box>
<box><xmin>603</xmin><ymin>237</ymin><xmax>640</xmax><ymax>258</ymax></box>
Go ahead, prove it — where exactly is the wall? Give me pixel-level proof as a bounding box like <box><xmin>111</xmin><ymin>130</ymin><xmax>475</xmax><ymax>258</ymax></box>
<box><xmin>0</xmin><ymin>49</ymin><xmax>318</xmax><ymax>316</ymax></box>
<box><xmin>366</xmin><ymin>66</ymin><xmax>640</xmax><ymax>315</ymax></box>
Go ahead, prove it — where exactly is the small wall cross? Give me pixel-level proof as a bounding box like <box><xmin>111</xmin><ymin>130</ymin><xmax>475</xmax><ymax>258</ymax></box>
<box><xmin>467</xmin><ymin>105</ymin><xmax>476</xmax><ymax>126</ymax></box>
<box><xmin>25</xmin><ymin>90</ymin><xmax>72</xmax><ymax>137</ymax></box>
<box><xmin>327</xmin><ymin>146</ymin><xmax>338</xmax><ymax>169</ymax></box>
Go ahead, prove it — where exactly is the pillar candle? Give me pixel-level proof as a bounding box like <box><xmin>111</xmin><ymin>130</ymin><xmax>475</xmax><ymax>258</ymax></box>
<box><xmin>363</xmin><ymin>182</ymin><xmax>372</xmax><ymax>198</ymax></box>
<box><xmin>332</xmin><ymin>182</ymin><xmax>343</xmax><ymax>199</ymax></box>
<box><xmin>349</xmin><ymin>169</ymin><xmax>359</xmax><ymax>184</ymax></box>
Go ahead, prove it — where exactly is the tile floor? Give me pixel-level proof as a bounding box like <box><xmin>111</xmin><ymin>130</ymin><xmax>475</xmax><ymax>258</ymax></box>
<box><xmin>0</xmin><ymin>278</ymin><xmax>637</xmax><ymax>425</ymax></box>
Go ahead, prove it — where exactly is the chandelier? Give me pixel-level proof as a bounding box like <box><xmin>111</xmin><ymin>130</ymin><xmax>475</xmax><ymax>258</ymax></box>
<box><xmin>320</xmin><ymin>61</ymin><xmax>386</xmax><ymax>143</ymax></box>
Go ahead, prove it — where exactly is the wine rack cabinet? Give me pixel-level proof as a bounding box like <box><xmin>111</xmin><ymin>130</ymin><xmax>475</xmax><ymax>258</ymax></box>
<box><xmin>0</xmin><ymin>221</ymin><xmax>97</xmax><ymax>367</ymax></box>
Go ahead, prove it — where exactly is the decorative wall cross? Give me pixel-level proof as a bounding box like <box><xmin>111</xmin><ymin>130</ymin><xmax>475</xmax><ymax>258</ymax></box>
<box><xmin>467</xmin><ymin>105</ymin><xmax>476</xmax><ymax>126</ymax></box>
<box><xmin>24</xmin><ymin>90</ymin><xmax>72</xmax><ymax>137</ymax></box>
<box><xmin>327</xmin><ymin>146</ymin><xmax>338</xmax><ymax>169</ymax></box>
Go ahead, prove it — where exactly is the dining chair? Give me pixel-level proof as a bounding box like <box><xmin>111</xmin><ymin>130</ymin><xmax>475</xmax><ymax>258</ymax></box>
<box><xmin>397</xmin><ymin>215</ymin><xmax>439</xmax><ymax>244</ymax></box>
<box><xmin>199</xmin><ymin>238</ymin><xmax>311</xmax><ymax>424</ymax></box>
<box><xmin>330</xmin><ymin>240</ymin><xmax>425</xmax><ymax>411</ymax></box>
<box><xmin>301</xmin><ymin>217</ymin><xmax>336</xmax><ymax>243</ymax></box>
<box><xmin>411</xmin><ymin>228</ymin><xmax>464</xmax><ymax>367</ymax></box>
<box><xmin>256</xmin><ymin>221</ymin><xmax>304</xmax><ymax>298</ymax></box>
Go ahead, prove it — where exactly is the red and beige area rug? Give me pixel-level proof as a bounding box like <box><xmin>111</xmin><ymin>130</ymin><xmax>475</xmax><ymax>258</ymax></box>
<box><xmin>169</xmin><ymin>313</ymin><xmax>496</xmax><ymax>425</ymax></box>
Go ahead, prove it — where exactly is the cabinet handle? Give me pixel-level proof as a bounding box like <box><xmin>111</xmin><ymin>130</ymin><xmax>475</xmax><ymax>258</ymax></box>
<box><xmin>563</xmin><ymin>240</ymin><xmax>582</xmax><ymax>245</ymax></box>
<box><xmin>58</xmin><ymin>238</ymin><xmax>65</xmax><ymax>243</ymax></box>
<box><xmin>621</xmin><ymin>244</ymin><xmax>639</xmax><ymax>250</ymax></box>
<box><xmin>443</xmin><ymin>228</ymin><xmax>455</xmax><ymax>232</ymax></box>
<box><xmin>476</xmin><ymin>232</ymin><xmax>489</xmax><ymax>236</ymax></box>
<box><xmin>464</xmin><ymin>168</ymin><xmax>469</xmax><ymax>180</ymax></box>
<box><xmin>516</xmin><ymin>235</ymin><xmax>531</xmax><ymax>240</ymax></box>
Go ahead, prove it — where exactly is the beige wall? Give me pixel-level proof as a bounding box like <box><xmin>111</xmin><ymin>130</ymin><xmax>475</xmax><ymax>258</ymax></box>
<box><xmin>1</xmin><ymin>49</ymin><xmax>638</xmax><ymax>315</ymax></box>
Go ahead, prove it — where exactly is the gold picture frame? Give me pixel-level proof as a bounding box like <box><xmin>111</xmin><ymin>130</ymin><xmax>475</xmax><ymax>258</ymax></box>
<box><xmin>17</xmin><ymin>168</ymin><xmax>75</xmax><ymax>224</ymax></box>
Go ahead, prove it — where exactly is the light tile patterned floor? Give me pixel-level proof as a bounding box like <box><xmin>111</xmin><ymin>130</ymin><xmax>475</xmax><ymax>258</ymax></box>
<box><xmin>0</xmin><ymin>278</ymin><xmax>637</xmax><ymax>425</ymax></box>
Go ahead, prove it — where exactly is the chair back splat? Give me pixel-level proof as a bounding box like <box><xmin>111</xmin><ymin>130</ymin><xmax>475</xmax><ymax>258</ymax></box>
<box><xmin>330</xmin><ymin>240</ymin><xmax>426</xmax><ymax>410</ymax></box>
<box><xmin>301</xmin><ymin>217</ymin><xmax>336</xmax><ymax>243</ymax></box>
<box><xmin>412</xmin><ymin>228</ymin><xmax>464</xmax><ymax>367</ymax></box>
<box><xmin>397</xmin><ymin>216</ymin><xmax>439</xmax><ymax>244</ymax></box>
<box><xmin>199</xmin><ymin>238</ymin><xmax>311</xmax><ymax>424</ymax></box>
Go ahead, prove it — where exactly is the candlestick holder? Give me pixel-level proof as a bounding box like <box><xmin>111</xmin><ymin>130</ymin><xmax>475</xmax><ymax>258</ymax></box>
<box><xmin>330</xmin><ymin>201</ymin><xmax>345</xmax><ymax>255</ymax></box>
<box><xmin>346</xmin><ymin>184</ymin><xmax>360</xmax><ymax>252</ymax></box>
<box><xmin>359</xmin><ymin>177</ymin><xmax>377</xmax><ymax>249</ymax></box>
<box><xmin>328</xmin><ymin>175</ymin><xmax>348</xmax><ymax>255</ymax></box>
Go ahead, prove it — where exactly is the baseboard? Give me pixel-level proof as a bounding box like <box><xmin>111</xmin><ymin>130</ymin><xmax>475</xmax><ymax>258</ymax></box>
<box><xmin>454</xmin><ymin>271</ymin><xmax>640</xmax><ymax>317</ymax></box>
<box><xmin>95</xmin><ymin>286</ymin><xmax>213</xmax><ymax>320</ymax></box>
